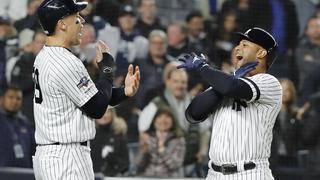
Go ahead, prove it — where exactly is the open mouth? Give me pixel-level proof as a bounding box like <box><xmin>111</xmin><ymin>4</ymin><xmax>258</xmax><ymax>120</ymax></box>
<box><xmin>236</xmin><ymin>55</ymin><xmax>243</xmax><ymax>61</ymax></box>
<box><xmin>78</xmin><ymin>28</ymin><xmax>83</xmax><ymax>37</ymax></box>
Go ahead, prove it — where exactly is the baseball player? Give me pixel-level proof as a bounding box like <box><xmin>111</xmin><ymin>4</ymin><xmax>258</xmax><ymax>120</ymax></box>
<box><xmin>177</xmin><ymin>27</ymin><xmax>282</xmax><ymax>180</ymax></box>
<box><xmin>32</xmin><ymin>0</ymin><xmax>140</xmax><ymax>180</ymax></box>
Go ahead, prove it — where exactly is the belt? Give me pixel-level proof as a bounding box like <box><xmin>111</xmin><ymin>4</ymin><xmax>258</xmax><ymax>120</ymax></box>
<box><xmin>211</xmin><ymin>162</ymin><xmax>256</xmax><ymax>175</ymax></box>
<box><xmin>37</xmin><ymin>141</ymin><xmax>89</xmax><ymax>147</ymax></box>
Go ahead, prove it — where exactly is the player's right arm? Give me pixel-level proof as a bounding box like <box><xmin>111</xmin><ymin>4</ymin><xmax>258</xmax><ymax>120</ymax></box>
<box><xmin>185</xmin><ymin>87</ymin><xmax>223</xmax><ymax>124</ymax></box>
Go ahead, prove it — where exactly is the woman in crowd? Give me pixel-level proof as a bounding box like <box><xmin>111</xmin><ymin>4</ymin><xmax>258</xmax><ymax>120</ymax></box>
<box><xmin>137</xmin><ymin>107</ymin><xmax>186</xmax><ymax>178</ymax></box>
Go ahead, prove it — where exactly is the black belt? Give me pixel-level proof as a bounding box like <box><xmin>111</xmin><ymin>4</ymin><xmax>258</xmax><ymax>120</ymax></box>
<box><xmin>211</xmin><ymin>162</ymin><xmax>256</xmax><ymax>175</ymax></box>
<box><xmin>37</xmin><ymin>141</ymin><xmax>89</xmax><ymax>146</ymax></box>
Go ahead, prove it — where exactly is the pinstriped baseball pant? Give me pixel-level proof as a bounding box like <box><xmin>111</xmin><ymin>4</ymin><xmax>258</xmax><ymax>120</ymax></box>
<box><xmin>206</xmin><ymin>160</ymin><xmax>274</xmax><ymax>180</ymax></box>
<box><xmin>33</xmin><ymin>143</ymin><xmax>94</xmax><ymax>180</ymax></box>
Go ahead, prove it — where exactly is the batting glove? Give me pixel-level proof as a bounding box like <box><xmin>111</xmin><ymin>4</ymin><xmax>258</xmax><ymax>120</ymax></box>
<box><xmin>234</xmin><ymin>61</ymin><xmax>258</xmax><ymax>78</ymax></box>
<box><xmin>177</xmin><ymin>53</ymin><xmax>208</xmax><ymax>71</ymax></box>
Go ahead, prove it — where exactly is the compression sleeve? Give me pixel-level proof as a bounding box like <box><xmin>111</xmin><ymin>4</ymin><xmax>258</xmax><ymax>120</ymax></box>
<box><xmin>109</xmin><ymin>87</ymin><xmax>129</xmax><ymax>106</ymax></box>
<box><xmin>80</xmin><ymin>78</ymin><xmax>112</xmax><ymax>119</ymax></box>
<box><xmin>185</xmin><ymin>88</ymin><xmax>223</xmax><ymax>124</ymax></box>
<box><xmin>198</xmin><ymin>66</ymin><xmax>253</xmax><ymax>100</ymax></box>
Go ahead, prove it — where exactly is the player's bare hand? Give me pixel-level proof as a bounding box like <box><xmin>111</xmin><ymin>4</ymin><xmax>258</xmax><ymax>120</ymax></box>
<box><xmin>95</xmin><ymin>40</ymin><xmax>110</xmax><ymax>63</ymax></box>
<box><xmin>124</xmin><ymin>64</ymin><xmax>140</xmax><ymax>97</ymax></box>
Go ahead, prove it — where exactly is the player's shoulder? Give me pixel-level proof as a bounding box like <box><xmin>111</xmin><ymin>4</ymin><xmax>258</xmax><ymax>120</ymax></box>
<box><xmin>248</xmin><ymin>73</ymin><xmax>281</xmax><ymax>86</ymax></box>
<box><xmin>43</xmin><ymin>46</ymin><xmax>83</xmax><ymax>67</ymax></box>
<box><xmin>43</xmin><ymin>46</ymin><xmax>79</xmax><ymax>62</ymax></box>
<box><xmin>250</xmin><ymin>73</ymin><xmax>277</xmax><ymax>80</ymax></box>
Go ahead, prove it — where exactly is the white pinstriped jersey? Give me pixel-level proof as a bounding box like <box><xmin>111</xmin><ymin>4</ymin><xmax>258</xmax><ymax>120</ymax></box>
<box><xmin>209</xmin><ymin>73</ymin><xmax>282</xmax><ymax>164</ymax></box>
<box><xmin>33</xmin><ymin>46</ymin><xmax>98</xmax><ymax>144</ymax></box>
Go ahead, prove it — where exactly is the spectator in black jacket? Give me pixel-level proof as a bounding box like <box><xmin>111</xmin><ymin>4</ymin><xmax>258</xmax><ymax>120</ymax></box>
<box><xmin>185</xmin><ymin>10</ymin><xmax>213</xmax><ymax>58</ymax></box>
<box><xmin>295</xmin><ymin>16</ymin><xmax>320</xmax><ymax>93</ymax></box>
<box><xmin>166</xmin><ymin>22</ymin><xmax>191</xmax><ymax>58</ymax></box>
<box><xmin>135</xmin><ymin>29</ymin><xmax>174</xmax><ymax>108</ymax></box>
<box><xmin>135</xmin><ymin>0</ymin><xmax>165</xmax><ymax>38</ymax></box>
<box><xmin>0</xmin><ymin>86</ymin><xmax>35</xmax><ymax>168</ymax></box>
<box><xmin>91</xmin><ymin>108</ymin><xmax>129</xmax><ymax>177</ymax></box>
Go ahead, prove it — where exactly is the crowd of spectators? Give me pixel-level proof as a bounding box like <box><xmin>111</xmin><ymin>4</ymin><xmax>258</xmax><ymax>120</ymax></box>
<box><xmin>0</xmin><ymin>0</ymin><xmax>320</xmax><ymax>179</ymax></box>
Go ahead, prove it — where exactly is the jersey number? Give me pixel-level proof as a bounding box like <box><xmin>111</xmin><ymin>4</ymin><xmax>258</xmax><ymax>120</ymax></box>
<box><xmin>33</xmin><ymin>67</ymin><xmax>43</xmax><ymax>104</ymax></box>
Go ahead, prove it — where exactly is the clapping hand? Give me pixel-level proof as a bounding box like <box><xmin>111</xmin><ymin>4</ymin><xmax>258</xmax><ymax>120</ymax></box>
<box><xmin>95</xmin><ymin>40</ymin><xmax>110</xmax><ymax>63</ymax></box>
<box><xmin>124</xmin><ymin>64</ymin><xmax>140</xmax><ymax>97</ymax></box>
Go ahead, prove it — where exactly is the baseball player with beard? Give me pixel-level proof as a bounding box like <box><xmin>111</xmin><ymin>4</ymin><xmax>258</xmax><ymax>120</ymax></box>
<box><xmin>177</xmin><ymin>27</ymin><xmax>282</xmax><ymax>180</ymax></box>
<box><xmin>32</xmin><ymin>0</ymin><xmax>140</xmax><ymax>179</ymax></box>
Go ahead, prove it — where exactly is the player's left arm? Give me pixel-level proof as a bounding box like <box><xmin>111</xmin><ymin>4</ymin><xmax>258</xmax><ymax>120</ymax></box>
<box><xmin>193</xmin><ymin>65</ymin><xmax>254</xmax><ymax>100</ymax></box>
<box><xmin>185</xmin><ymin>87</ymin><xmax>223</xmax><ymax>124</ymax></box>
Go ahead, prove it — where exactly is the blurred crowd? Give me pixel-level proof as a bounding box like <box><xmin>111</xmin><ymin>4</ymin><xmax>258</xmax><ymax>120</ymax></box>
<box><xmin>0</xmin><ymin>0</ymin><xmax>320</xmax><ymax>179</ymax></box>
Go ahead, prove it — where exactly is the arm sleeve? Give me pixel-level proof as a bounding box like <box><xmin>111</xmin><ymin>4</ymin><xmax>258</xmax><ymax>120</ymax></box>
<box><xmin>185</xmin><ymin>87</ymin><xmax>223</xmax><ymax>124</ymax></box>
<box><xmin>198</xmin><ymin>66</ymin><xmax>253</xmax><ymax>100</ymax></box>
<box><xmin>81</xmin><ymin>86</ymin><xmax>130</xmax><ymax>119</ymax></box>
<box><xmin>109</xmin><ymin>87</ymin><xmax>129</xmax><ymax>106</ymax></box>
<box><xmin>80</xmin><ymin>78</ymin><xmax>112</xmax><ymax>119</ymax></box>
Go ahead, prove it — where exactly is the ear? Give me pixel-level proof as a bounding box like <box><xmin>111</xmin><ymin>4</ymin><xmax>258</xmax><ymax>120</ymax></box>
<box><xmin>257</xmin><ymin>49</ymin><xmax>267</xmax><ymax>59</ymax></box>
<box><xmin>57</xmin><ymin>20</ymin><xmax>67</xmax><ymax>31</ymax></box>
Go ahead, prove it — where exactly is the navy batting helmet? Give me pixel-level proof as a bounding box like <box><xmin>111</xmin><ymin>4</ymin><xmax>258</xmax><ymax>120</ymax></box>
<box><xmin>37</xmin><ymin>0</ymin><xmax>87</xmax><ymax>36</ymax></box>
<box><xmin>236</xmin><ymin>27</ymin><xmax>278</xmax><ymax>69</ymax></box>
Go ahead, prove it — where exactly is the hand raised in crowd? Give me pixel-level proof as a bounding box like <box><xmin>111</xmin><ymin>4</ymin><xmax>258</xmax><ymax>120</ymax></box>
<box><xmin>124</xmin><ymin>64</ymin><xmax>140</xmax><ymax>97</ymax></box>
